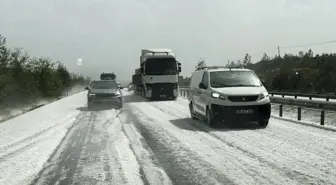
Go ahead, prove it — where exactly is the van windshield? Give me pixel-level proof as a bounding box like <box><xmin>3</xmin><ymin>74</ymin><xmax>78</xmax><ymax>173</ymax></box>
<box><xmin>210</xmin><ymin>71</ymin><xmax>262</xmax><ymax>88</ymax></box>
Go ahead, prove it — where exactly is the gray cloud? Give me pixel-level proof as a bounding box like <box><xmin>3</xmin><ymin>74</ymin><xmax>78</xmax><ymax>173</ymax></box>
<box><xmin>1</xmin><ymin>0</ymin><xmax>336</xmax><ymax>82</ymax></box>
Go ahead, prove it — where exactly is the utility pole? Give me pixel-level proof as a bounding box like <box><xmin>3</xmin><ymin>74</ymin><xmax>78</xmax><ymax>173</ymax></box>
<box><xmin>277</xmin><ymin>45</ymin><xmax>281</xmax><ymax>57</ymax></box>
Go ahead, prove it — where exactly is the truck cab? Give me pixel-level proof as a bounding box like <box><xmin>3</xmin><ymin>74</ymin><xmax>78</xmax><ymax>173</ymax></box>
<box><xmin>138</xmin><ymin>49</ymin><xmax>181</xmax><ymax>100</ymax></box>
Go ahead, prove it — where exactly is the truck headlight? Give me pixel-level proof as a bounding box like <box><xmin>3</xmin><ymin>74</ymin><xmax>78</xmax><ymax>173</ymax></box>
<box><xmin>260</xmin><ymin>92</ymin><xmax>269</xmax><ymax>99</ymax></box>
<box><xmin>211</xmin><ymin>92</ymin><xmax>225</xmax><ymax>100</ymax></box>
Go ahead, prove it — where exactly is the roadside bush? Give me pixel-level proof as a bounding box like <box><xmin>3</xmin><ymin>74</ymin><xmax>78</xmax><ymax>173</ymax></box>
<box><xmin>0</xmin><ymin>34</ymin><xmax>90</xmax><ymax>111</ymax></box>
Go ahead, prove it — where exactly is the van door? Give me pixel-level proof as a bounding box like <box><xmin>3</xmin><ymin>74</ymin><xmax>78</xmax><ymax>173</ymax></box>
<box><xmin>190</xmin><ymin>71</ymin><xmax>203</xmax><ymax>114</ymax></box>
<box><xmin>198</xmin><ymin>72</ymin><xmax>209</xmax><ymax>116</ymax></box>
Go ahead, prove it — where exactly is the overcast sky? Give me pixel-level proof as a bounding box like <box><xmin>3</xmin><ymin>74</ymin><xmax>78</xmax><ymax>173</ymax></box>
<box><xmin>1</xmin><ymin>0</ymin><xmax>336</xmax><ymax>82</ymax></box>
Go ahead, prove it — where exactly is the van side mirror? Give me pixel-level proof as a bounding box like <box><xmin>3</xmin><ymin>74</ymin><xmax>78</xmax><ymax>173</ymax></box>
<box><xmin>84</xmin><ymin>86</ymin><xmax>89</xmax><ymax>90</ymax></box>
<box><xmin>199</xmin><ymin>82</ymin><xmax>207</xmax><ymax>89</ymax></box>
<box><xmin>177</xmin><ymin>62</ymin><xmax>181</xmax><ymax>72</ymax></box>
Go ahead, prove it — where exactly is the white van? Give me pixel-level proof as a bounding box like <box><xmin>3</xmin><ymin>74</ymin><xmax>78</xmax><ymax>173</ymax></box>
<box><xmin>188</xmin><ymin>66</ymin><xmax>271</xmax><ymax>127</ymax></box>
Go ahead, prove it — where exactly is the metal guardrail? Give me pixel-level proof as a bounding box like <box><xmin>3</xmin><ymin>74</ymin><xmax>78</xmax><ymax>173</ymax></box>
<box><xmin>268</xmin><ymin>91</ymin><xmax>336</xmax><ymax>101</ymax></box>
<box><xmin>178</xmin><ymin>88</ymin><xmax>334</xmax><ymax>126</ymax></box>
<box><xmin>179</xmin><ymin>86</ymin><xmax>336</xmax><ymax>101</ymax></box>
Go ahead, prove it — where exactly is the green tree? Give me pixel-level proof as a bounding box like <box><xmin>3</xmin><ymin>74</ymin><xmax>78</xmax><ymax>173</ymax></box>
<box><xmin>243</xmin><ymin>53</ymin><xmax>251</xmax><ymax>66</ymax></box>
<box><xmin>0</xmin><ymin>34</ymin><xmax>90</xmax><ymax>111</ymax></box>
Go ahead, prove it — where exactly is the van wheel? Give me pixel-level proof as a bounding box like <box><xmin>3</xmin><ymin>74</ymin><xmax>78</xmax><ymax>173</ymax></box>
<box><xmin>87</xmin><ymin>101</ymin><xmax>93</xmax><ymax>110</ymax></box>
<box><xmin>258</xmin><ymin>119</ymin><xmax>269</xmax><ymax>128</ymax></box>
<box><xmin>142</xmin><ymin>88</ymin><xmax>146</xmax><ymax>97</ymax></box>
<box><xmin>189</xmin><ymin>102</ymin><xmax>197</xmax><ymax>120</ymax></box>
<box><xmin>206</xmin><ymin>108</ymin><xmax>215</xmax><ymax>127</ymax></box>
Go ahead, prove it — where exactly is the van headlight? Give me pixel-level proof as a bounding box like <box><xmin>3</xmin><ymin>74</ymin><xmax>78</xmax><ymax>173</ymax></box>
<box><xmin>113</xmin><ymin>91</ymin><xmax>121</xmax><ymax>97</ymax></box>
<box><xmin>260</xmin><ymin>92</ymin><xmax>269</xmax><ymax>99</ymax></box>
<box><xmin>211</xmin><ymin>92</ymin><xmax>226</xmax><ymax>100</ymax></box>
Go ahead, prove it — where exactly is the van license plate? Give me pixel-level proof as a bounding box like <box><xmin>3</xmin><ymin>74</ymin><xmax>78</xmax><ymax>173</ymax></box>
<box><xmin>236</xmin><ymin>109</ymin><xmax>253</xmax><ymax>114</ymax></box>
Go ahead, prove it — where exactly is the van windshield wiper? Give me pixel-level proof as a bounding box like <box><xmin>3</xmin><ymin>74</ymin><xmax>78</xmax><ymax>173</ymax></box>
<box><xmin>230</xmin><ymin>84</ymin><xmax>260</xmax><ymax>87</ymax></box>
<box><xmin>211</xmin><ymin>84</ymin><xmax>231</xmax><ymax>88</ymax></box>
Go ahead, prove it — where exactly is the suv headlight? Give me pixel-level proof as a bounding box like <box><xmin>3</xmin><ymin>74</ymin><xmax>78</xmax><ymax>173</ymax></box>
<box><xmin>260</xmin><ymin>92</ymin><xmax>269</xmax><ymax>99</ymax></box>
<box><xmin>211</xmin><ymin>92</ymin><xmax>226</xmax><ymax>100</ymax></box>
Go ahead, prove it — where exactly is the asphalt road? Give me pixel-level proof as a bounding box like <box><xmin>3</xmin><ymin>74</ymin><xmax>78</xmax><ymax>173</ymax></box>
<box><xmin>30</xmin><ymin>93</ymin><xmax>336</xmax><ymax>185</ymax></box>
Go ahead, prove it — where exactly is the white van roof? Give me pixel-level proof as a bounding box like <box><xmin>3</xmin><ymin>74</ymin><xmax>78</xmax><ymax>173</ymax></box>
<box><xmin>207</xmin><ymin>68</ymin><xmax>252</xmax><ymax>72</ymax></box>
<box><xmin>195</xmin><ymin>66</ymin><xmax>252</xmax><ymax>73</ymax></box>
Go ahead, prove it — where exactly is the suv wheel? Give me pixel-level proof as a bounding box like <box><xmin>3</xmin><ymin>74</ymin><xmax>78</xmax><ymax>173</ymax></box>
<box><xmin>189</xmin><ymin>102</ymin><xmax>197</xmax><ymax>120</ymax></box>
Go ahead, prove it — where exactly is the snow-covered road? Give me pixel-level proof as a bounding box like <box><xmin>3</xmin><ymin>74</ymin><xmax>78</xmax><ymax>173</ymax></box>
<box><xmin>1</xmin><ymin>91</ymin><xmax>336</xmax><ymax>185</ymax></box>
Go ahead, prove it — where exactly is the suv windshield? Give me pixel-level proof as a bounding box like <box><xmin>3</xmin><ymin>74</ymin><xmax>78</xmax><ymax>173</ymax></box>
<box><xmin>210</xmin><ymin>71</ymin><xmax>262</xmax><ymax>88</ymax></box>
<box><xmin>91</xmin><ymin>81</ymin><xmax>118</xmax><ymax>89</ymax></box>
<box><xmin>145</xmin><ymin>58</ymin><xmax>177</xmax><ymax>75</ymax></box>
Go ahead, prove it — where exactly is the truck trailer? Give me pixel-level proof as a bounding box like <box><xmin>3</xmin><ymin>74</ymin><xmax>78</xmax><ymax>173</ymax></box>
<box><xmin>132</xmin><ymin>49</ymin><xmax>181</xmax><ymax>100</ymax></box>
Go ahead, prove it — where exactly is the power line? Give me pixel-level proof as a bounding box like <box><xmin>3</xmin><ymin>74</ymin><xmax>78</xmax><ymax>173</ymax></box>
<box><xmin>281</xmin><ymin>40</ymin><xmax>336</xmax><ymax>49</ymax></box>
<box><xmin>225</xmin><ymin>40</ymin><xmax>336</xmax><ymax>62</ymax></box>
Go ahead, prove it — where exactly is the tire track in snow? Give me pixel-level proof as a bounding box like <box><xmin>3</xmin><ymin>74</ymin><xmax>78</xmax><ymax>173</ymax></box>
<box><xmin>122</xmin><ymin>105</ymin><xmax>233</xmax><ymax>185</ymax></box>
<box><xmin>153</xmin><ymin>100</ymin><xmax>336</xmax><ymax>185</ymax></box>
<box><xmin>126</xmin><ymin>96</ymin><xmax>292</xmax><ymax>184</ymax></box>
<box><xmin>118</xmin><ymin>109</ymin><xmax>173</xmax><ymax>185</ymax></box>
<box><xmin>0</xmin><ymin>111</ymin><xmax>83</xmax><ymax>156</ymax></box>
<box><xmin>104</xmin><ymin>110</ymin><xmax>145</xmax><ymax>185</ymax></box>
<box><xmin>141</xmin><ymin>101</ymin><xmax>298</xmax><ymax>185</ymax></box>
<box><xmin>33</xmin><ymin>107</ymin><xmax>148</xmax><ymax>185</ymax></box>
<box><xmin>31</xmin><ymin>111</ymin><xmax>95</xmax><ymax>185</ymax></box>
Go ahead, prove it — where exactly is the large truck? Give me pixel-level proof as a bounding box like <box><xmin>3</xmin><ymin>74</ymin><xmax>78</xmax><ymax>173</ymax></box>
<box><xmin>132</xmin><ymin>49</ymin><xmax>181</xmax><ymax>100</ymax></box>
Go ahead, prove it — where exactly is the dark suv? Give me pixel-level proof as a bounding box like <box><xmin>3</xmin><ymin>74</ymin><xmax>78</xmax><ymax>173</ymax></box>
<box><xmin>85</xmin><ymin>80</ymin><xmax>123</xmax><ymax>109</ymax></box>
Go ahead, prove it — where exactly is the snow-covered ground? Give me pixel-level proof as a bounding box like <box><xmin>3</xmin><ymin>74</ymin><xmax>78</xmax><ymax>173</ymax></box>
<box><xmin>1</xmin><ymin>90</ymin><xmax>336</xmax><ymax>185</ymax></box>
<box><xmin>0</xmin><ymin>86</ymin><xmax>85</xmax><ymax>122</ymax></box>
<box><xmin>0</xmin><ymin>91</ymin><xmax>87</xmax><ymax>185</ymax></box>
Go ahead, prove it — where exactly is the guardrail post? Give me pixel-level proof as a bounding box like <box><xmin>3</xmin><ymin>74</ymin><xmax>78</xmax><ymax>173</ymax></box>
<box><xmin>297</xmin><ymin>107</ymin><xmax>301</xmax><ymax>121</ymax></box>
<box><xmin>294</xmin><ymin>95</ymin><xmax>297</xmax><ymax>99</ymax></box>
<box><xmin>279</xmin><ymin>105</ymin><xmax>283</xmax><ymax>117</ymax></box>
<box><xmin>309</xmin><ymin>97</ymin><xmax>312</xmax><ymax>100</ymax></box>
<box><xmin>183</xmin><ymin>91</ymin><xmax>186</xmax><ymax>97</ymax></box>
<box><xmin>282</xmin><ymin>94</ymin><xmax>285</xmax><ymax>98</ymax></box>
<box><xmin>320</xmin><ymin>110</ymin><xmax>325</xmax><ymax>125</ymax></box>
<box><xmin>326</xmin><ymin>97</ymin><xmax>329</xmax><ymax>101</ymax></box>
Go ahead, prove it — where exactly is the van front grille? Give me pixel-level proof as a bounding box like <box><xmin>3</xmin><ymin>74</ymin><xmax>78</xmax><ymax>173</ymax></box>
<box><xmin>228</xmin><ymin>95</ymin><xmax>259</xmax><ymax>102</ymax></box>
